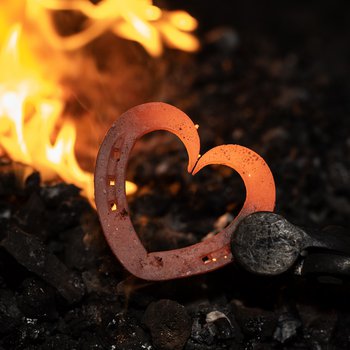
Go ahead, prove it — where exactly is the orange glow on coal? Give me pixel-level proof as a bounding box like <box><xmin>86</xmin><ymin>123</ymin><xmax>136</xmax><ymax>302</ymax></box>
<box><xmin>28</xmin><ymin>0</ymin><xmax>200</xmax><ymax>56</ymax></box>
<box><xmin>0</xmin><ymin>25</ymin><xmax>137</xmax><ymax>203</ymax></box>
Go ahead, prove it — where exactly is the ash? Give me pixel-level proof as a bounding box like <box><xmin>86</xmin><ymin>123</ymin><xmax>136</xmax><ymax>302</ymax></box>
<box><xmin>1</xmin><ymin>1</ymin><xmax>350</xmax><ymax>349</ymax></box>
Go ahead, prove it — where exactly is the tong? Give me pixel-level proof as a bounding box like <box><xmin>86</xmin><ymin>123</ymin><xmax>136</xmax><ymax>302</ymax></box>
<box><xmin>232</xmin><ymin>212</ymin><xmax>350</xmax><ymax>278</ymax></box>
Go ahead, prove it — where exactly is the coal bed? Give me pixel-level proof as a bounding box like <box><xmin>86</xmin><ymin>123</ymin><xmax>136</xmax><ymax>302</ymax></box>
<box><xmin>1</xmin><ymin>1</ymin><xmax>350</xmax><ymax>349</ymax></box>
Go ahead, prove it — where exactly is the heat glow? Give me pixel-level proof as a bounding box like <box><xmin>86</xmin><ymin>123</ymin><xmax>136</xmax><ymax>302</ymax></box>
<box><xmin>0</xmin><ymin>25</ymin><xmax>137</xmax><ymax>203</ymax></box>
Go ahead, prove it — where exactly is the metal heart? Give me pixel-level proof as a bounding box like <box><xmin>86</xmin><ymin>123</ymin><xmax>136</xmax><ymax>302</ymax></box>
<box><xmin>94</xmin><ymin>102</ymin><xmax>275</xmax><ymax>280</ymax></box>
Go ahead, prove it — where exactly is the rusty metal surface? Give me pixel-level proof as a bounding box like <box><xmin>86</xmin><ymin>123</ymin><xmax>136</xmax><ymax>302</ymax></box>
<box><xmin>94</xmin><ymin>102</ymin><xmax>275</xmax><ymax>280</ymax></box>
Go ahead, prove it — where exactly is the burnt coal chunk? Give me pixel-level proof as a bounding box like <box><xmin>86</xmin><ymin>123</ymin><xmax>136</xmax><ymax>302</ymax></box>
<box><xmin>14</xmin><ymin>191</ymin><xmax>47</xmax><ymax>238</ymax></box>
<box><xmin>232</xmin><ymin>300</ymin><xmax>277</xmax><ymax>343</ymax></box>
<box><xmin>24</xmin><ymin>171</ymin><xmax>41</xmax><ymax>195</ymax></box>
<box><xmin>1</xmin><ymin>318</ymin><xmax>51</xmax><ymax>349</ymax></box>
<box><xmin>1</xmin><ymin>226</ymin><xmax>85</xmax><ymax>304</ymax></box>
<box><xmin>207</xmin><ymin>312</ymin><xmax>237</xmax><ymax>341</ymax></box>
<box><xmin>40</xmin><ymin>334</ymin><xmax>80</xmax><ymax>350</ymax></box>
<box><xmin>17</xmin><ymin>278</ymin><xmax>57</xmax><ymax>320</ymax></box>
<box><xmin>0</xmin><ymin>163</ymin><xmax>21</xmax><ymax>197</ymax></box>
<box><xmin>273</xmin><ymin>312</ymin><xmax>302</xmax><ymax>344</ymax></box>
<box><xmin>297</xmin><ymin>303</ymin><xmax>338</xmax><ymax>349</ymax></box>
<box><xmin>333</xmin><ymin>312</ymin><xmax>350</xmax><ymax>349</ymax></box>
<box><xmin>187</xmin><ymin>301</ymin><xmax>242</xmax><ymax>349</ymax></box>
<box><xmin>58</xmin><ymin>297</ymin><xmax>122</xmax><ymax>345</ymax></box>
<box><xmin>61</xmin><ymin>225</ymin><xmax>111</xmax><ymax>273</ymax></box>
<box><xmin>39</xmin><ymin>183</ymin><xmax>90</xmax><ymax>234</ymax></box>
<box><xmin>61</xmin><ymin>227</ymin><xmax>93</xmax><ymax>271</ymax></box>
<box><xmin>0</xmin><ymin>289</ymin><xmax>22</xmax><ymax>335</ymax></box>
<box><xmin>143</xmin><ymin>299</ymin><xmax>192</xmax><ymax>350</ymax></box>
<box><xmin>40</xmin><ymin>183</ymin><xmax>81</xmax><ymax>208</ymax></box>
<box><xmin>104</xmin><ymin>312</ymin><xmax>152</xmax><ymax>350</ymax></box>
<box><xmin>0</xmin><ymin>248</ymin><xmax>29</xmax><ymax>288</ymax></box>
<box><xmin>62</xmin><ymin>306</ymin><xmax>105</xmax><ymax>338</ymax></box>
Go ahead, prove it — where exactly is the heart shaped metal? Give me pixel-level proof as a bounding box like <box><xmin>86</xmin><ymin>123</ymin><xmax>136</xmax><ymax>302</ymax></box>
<box><xmin>94</xmin><ymin>102</ymin><xmax>275</xmax><ymax>280</ymax></box>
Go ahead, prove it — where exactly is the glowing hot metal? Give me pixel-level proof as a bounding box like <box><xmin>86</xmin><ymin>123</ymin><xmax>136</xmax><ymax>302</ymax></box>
<box><xmin>94</xmin><ymin>102</ymin><xmax>275</xmax><ymax>280</ymax></box>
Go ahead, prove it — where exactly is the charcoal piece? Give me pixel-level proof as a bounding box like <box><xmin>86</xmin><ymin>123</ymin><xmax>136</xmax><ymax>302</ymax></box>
<box><xmin>1</xmin><ymin>226</ymin><xmax>85</xmax><ymax>303</ymax></box>
<box><xmin>0</xmin><ymin>168</ymin><xmax>17</xmax><ymax>197</ymax></box>
<box><xmin>190</xmin><ymin>316</ymin><xmax>215</xmax><ymax>346</ymax></box>
<box><xmin>41</xmin><ymin>185</ymin><xmax>90</xmax><ymax>235</ymax></box>
<box><xmin>1</xmin><ymin>317</ymin><xmax>49</xmax><ymax>349</ymax></box>
<box><xmin>143</xmin><ymin>299</ymin><xmax>192</xmax><ymax>350</ymax></box>
<box><xmin>41</xmin><ymin>334</ymin><xmax>79</xmax><ymax>350</ymax></box>
<box><xmin>78</xmin><ymin>334</ymin><xmax>105</xmax><ymax>350</ymax></box>
<box><xmin>82</xmin><ymin>262</ymin><xmax>123</xmax><ymax>296</ymax></box>
<box><xmin>232</xmin><ymin>300</ymin><xmax>277</xmax><ymax>342</ymax></box>
<box><xmin>273</xmin><ymin>312</ymin><xmax>301</xmax><ymax>343</ymax></box>
<box><xmin>62</xmin><ymin>308</ymin><xmax>96</xmax><ymax>337</ymax></box>
<box><xmin>297</xmin><ymin>304</ymin><xmax>337</xmax><ymax>348</ymax></box>
<box><xmin>106</xmin><ymin>312</ymin><xmax>152</xmax><ymax>350</ymax></box>
<box><xmin>0</xmin><ymin>289</ymin><xmax>22</xmax><ymax>334</ymax></box>
<box><xmin>62</xmin><ymin>227</ymin><xmax>93</xmax><ymax>271</ymax></box>
<box><xmin>40</xmin><ymin>183</ymin><xmax>81</xmax><ymax>208</ymax></box>
<box><xmin>58</xmin><ymin>298</ymin><xmax>120</xmax><ymax>342</ymax></box>
<box><xmin>206</xmin><ymin>311</ymin><xmax>237</xmax><ymax>340</ymax></box>
<box><xmin>17</xmin><ymin>278</ymin><xmax>57</xmax><ymax>319</ymax></box>
<box><xmin>81</xmin><ymin>301</ymin><xmax>119</xmax><ymax>327</ymax></box>
<box><xmin>190</xmin><ymin>310</ymin><xmax>242</xmax><ymax>347</ymax></box>
<box><xmin>304</xmin><ymin>318</ymin><xmax>337</xmax><ymax>349</ymax></box>
<box><xmin>62</xmin><ymin>225</ymin><xmax>110</xmax><ymax>272</ymax></box>
<box><xmin>187</xmin><ymin>300</ymin><xmax>242</xmax><ymax>349</ymax></box>
<box><xmin>48</xmin><ymin>204</ymin><xmax>86</xmax><ymax>235</ymax></box>
<box><xmin>333</xmin><ymin>313</ymin><xmax>350</xmax><ymax>349</ymax></box>
<box><xmin>60</xmin><ymin>294</ymin><xmax>122</xmax><ymax>339</ymax></box>
<box><xmin>24</xmin><ymin>172</ymin><xmax>41</xmax><ymax>195</ymax></box>
<box><xmin>14</xmin><ymin>192</ymin><xmax>47</xmax><ymax>237</ymax></box>
<box><xmin>0</xmin><ymin>248</ymin><xmax>30</xmax><ymax>286</ymax></box>
<box><xmin>0</xmin><ymin>161</ymin><xmax>35</xmax><ymax>196</ymax></box>
<box><xmin>82</xmin><ymin>270</ymin><xmax>107</xmax><ymax>295</ymax></box>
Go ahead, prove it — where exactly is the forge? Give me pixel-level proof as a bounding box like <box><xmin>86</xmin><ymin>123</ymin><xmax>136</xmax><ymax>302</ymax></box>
<box><xmin>0</xmin><ymin>1</ymin><xmax>350</xmax><ymax>349</ymax></box>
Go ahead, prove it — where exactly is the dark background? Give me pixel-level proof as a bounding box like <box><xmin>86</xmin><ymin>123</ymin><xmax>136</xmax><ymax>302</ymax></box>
<box><xmin>1</xmin><ymin>1</ymin><xmax>350</xmax><ymax>349</ymax></box>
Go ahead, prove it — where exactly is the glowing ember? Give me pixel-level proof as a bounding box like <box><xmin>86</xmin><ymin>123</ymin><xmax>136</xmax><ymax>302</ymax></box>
<box><xmin>0</xmin><ymin>25</ymin><xmax>137</xmax><ymax>203</ymax></box>
<box><xmin>28</xmin><ymin>0</ymin><xmax>200</xmax><ymax>56</ymax></box>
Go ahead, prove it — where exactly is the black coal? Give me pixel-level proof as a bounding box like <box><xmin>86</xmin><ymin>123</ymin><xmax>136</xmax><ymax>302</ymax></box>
<box><xmin>1</xmin><ymin>1</ymin><xmax>350</xmax><ymax>349</ymax></box>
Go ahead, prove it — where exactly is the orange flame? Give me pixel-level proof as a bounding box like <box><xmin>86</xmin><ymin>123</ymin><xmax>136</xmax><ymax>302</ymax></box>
<box><xmin>0</xmin><ymin>25</ymin><xmax>137</xmax><ymax>203</ymax></box>
<box><xmin>27</xmin><ymin>0</ymin><xmax>200</xmax><ymax>56</ymax></box>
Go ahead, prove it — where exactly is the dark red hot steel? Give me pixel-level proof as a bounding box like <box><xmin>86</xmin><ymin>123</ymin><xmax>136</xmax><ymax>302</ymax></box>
<box><xmin>94</xmin><ymin>102</ymin><xmax>275</xmax><ymax>281</ymax></box>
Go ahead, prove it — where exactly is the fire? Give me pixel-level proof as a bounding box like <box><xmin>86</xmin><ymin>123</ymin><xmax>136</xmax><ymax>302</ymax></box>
<box><xmin>27</xmin><ymin>0</ymin><xmax>200</xmax><ymax>56</ymax></box>
<box><xmin>0</xmin><ymin>0</ymin><xmax>199</xmax><ymax>203</ymax></box>
<box><xmin>0</xmin><ymin>25</ymin><xmax>137</xmax><ymax>203</ymax></box>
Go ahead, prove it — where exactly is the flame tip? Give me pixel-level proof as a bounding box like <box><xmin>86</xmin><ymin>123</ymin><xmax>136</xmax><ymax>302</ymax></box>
<box><xmin>0</xmin><ymin>25</ymin><xmax>137</xmax><ymax>204</ymax></box>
